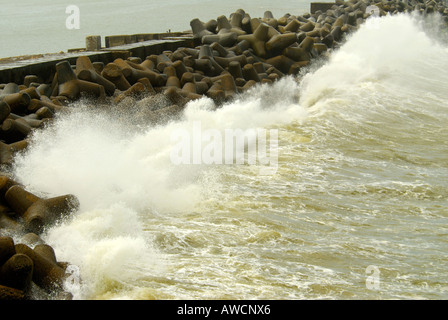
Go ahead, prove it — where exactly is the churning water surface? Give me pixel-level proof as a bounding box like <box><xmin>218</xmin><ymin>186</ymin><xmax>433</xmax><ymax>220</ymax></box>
<box><xmin>10</xmin><ymin>13</ymin><xmax>448</xmax><ymax>300</ymax></box>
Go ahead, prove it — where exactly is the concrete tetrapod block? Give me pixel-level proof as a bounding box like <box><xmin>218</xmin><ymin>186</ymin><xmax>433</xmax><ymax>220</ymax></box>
<box><xmin>230</xmin><ymin>11</ymin><xmax>244</xmax><ymax>28</ymax></box>
<box><xmin>202</xmin><ymin>31</ymin><xmax>238</xmax><ymax>47</ymax></box>
<box><xmin>265</xmin><ymin>55</ymin><xmax>298</xmax><ymax>74</ymax></box>
<box><xmin>195</xmin><ymin>79</ymin><xmax>210</xmax><ymax>95</ymax></box>
<box><xmin>92</xmin><ymin>62</ymin><xmax>104</xmax><ymax>74</ymax></box>
<box><xmin>14</xmin><ymin>243</ymin><xmax>66</xmax><ymax>292</ymax></box>
<box><xmin>114</xmin><ymin>82</ymin><xmax>148</xmax><ymax>104</ymax></box>
<box><xmin>163</xmin><ymin>86</ymin><xmax>189</xmax><ymax>107</ymax></box>
<box><xmin>8</xmin><ymin>113</ymin><xmax>47</xmax><ymax>129</ymax></box>
<box><xmin>261</xmin><ymin>11</ymin><xmax>278</xmax><ymax>30</ymax></box>
<box><xmin>322</xmin><ymin>33</ymin><xmax>334</xmax><ymax>48</ymax></box>
<box><xmin>233</xmin><ymin>10</ymin><xmax>249</xmax><ymax>28</ymax></box>
<box><xmin>300</xmin><ymin>21</ymin><xmax>316</xmax><ymax>32</ymax></box>
<box><xmin>205</xmin><ymin>82</ymin><xmax>226</xmax><ymax>105</ymax></box>
<box><xmin>216</xmin><ymin>15</ymin><xmax>246</xmax><ymax>36</ymax></box>
<box><xmin>204</xmin><ymin>19</ymin><xmax>218</xmax><ymax>33</ymax></box>
<box><xmin>228</xmin><ymin>39</ymin><xmax>251</xmax><ymax>55</ymax></box>
<box><xmin>164</xmin><ymin>66</ymin><xmax>181</xmax><ymax>89</ymax></box>
<box><xmin>0</xmin><ymin>176</ymin><xmax>19</xmax><ymax>202</ymax></box>
<box><xmin>75</xmin><ymin>56</ymin><xmax>116</xmax><ymax>96</ymax></box>
<box><xmin>180</xmin><ymin>72</ymin><xmax>196</xmax><ymax>88</ymax></box>
<box><xmin>0</xmin><ymin>101</ymin><xmax>11</xmax><ymax>123</ymax></box>
<box><xmin>33</xmin><ymin>244</ymin><xmax>57</xmax><ymax>264</ymax></box>
<box><xmin>241</xmin><ymin>79</ymin><xmax>257</xmax><ymax>92</ymax></box>
<box><xmin>164</xmin><ymin>85</ymin><xmax>201</xmax><ymax>107</ymax></box>
<box><xmin>253</xmin><ymin>62</ymin><xmax>266</xmax><ymax>74</ymax></box>
<box><xmin>140</xmin><ymin>57</ymin><xmax>157</xmax><ymax>71</ymax></box>
<box><xmin>241</xmin><ymin>13</ymin><xmax>252</xmax><ymax>34</ymax></box>
<box><xmin>36</xmin><ymin>83</ymin><xmax>53</xmax><ymax>98</ymax></box>
<box><xmin>228</xmin><ymin>61</ymin><xmax>244</xmax><ymax>79</ymax></box>
<box><xmin>55</xmin><ymin>61</ymin><xmax>106</xmax><ymax>101</ymax></box>
<box><xmin>0</xmin><ymin>253</ymin><xmax>34</xmax><ymax>293</ymax></box>
<box><xmin>20</xmin><ymin>87</ymin><xmax>41</xmax><ymax>100</ymax></box>
<box><xmin>170</xmin><ymin>49</ymin><xmax>188</xmax><ymax>62</ymax></box>
<box><xmin>190</xmin><ymin>18</ymin><xmax>214</xmax><ymax>41</ymax></box>
<box><xmin>330</xmin><ymin>25</ymin><xmax>342</xmax><ymax>42</ymax></box>
<box><xmin>137</xmin><ymin>78</ymin><xmax>156</xmax><ymax>95</ymax></box>
<box><xmin>265</xmin><ymin>33</ymin><xmax>299</xmax><ymax>56</ymax></box>
<box><xmin>283</xmin><ymin>47</ymin><xmax>311</xmax><ymax>62</ymax></box>
<box><xmin>0</xmin><ymin>284</ymin><xmax>25</xmax><ymax>300</ymax></box>
<box><xmin>242</xmin><ymin>64</ymin><xmax>261</xmax><ymax>82</ymax></box>
<box><xmin>237</xmin><ymin>22</ymin><xmax>270</xmax><ymax>58</ymax></box>
<box><xmin>0</xmin><ymin>140</ymin><xmax>28</xmax><ymax>166</ymax></box>
<box><xmin>219</xmin><ymin>73</ymin><xmax>238</xmax><ymax>100</ymax></box>
<box><xmin>19</xmin><ymin>232</ymin><xmax>45</xmax><ymax>247</ymax></box>
<box><xmin>192</xmin><ymin>55</ymin><xmax>224</xmax><ymax>76</ymax></box>
<box><xmin>5</xmin><ymin>185</ymin><xmax>80</xmax><ymax>234</ymax></box>
<box><xmin>182</xmin><ymin>82</ymin><xmax>197</xmax><ymax>95</ymax></box>
<box><xmin>299</xmin><ymin>36</ymin><xmax>316</xmax><ymax>52</ymax></box>
<box><xmin>198</xmin><ymin>45</ymin><xmax>214</xmax><ymax>59</ymax></box>
<box><xmin>0</xmin><ymin>92</ymin><xmax>31</xmax><ymax>115</ymax></box>
<box><xmin>213</xmin><ymin>54</ymin><xmax>248</xmax><ymax>69</ymax></box>
<box><xmin>0</xmin><ymin>212</ymin><xmax>22</xmax><ymax>237</ymax></box>
<box><xmin>180</xmin><ymin>71</ymin><xmax>199</xmax><ymax>96</ymax></box>
<box><xmin>0</xmin><ymin>83</ymin><xmax>19</xmax><ymax>95</ymax></box>
<box><xmin>23</xmin><ymin>75</ymin><xmax>40</xmax><ymax>88</ymax></box>
<box><xmin>280</xmin><ymin>19</ymin><xmax>301</xmax><ymax>33</ymax></box>
<box><xmin>1</xmin><ymin>118</ymin><xmax>32</xmax><ymax>143</ymax></box>
<box><xmin>27</xmin><ymin>96</ymin><xmax>67</xmax><ymax>114</ymax></box>
<box><xmin>172</xmin><ymin>60</ymin><xmax>189</xmax><ymax>80</ymax></box>
<box><xmin>116</xmin><ymin>58</ymin><xmax>166</xmax><ymax>87</ymax></box>
<box><xmin>193</xmin><ymin>58</ymin><xmax>214</xmax><ymax>75</ymax></box>
<box><xmin>277</xmin><ymin>15</ymin><xmax>288</xmax><ymax>27</ymax></box>
<box><xmin>0</xmin><ymin>236</ymin><xmax>16</xmax><ymax>266</ymax></box>
<box><xmin>101</xmin><ymin>63</ymin><xmax>132</xmax><ymax>91</ymax></box>
<box><xmin>288</xmin><ymin>61</ymin><xmax>310</xmax><ymax>75</ymax></box>
<box><xmin>156</xmin><ymin>53</ymin><xmax>173</xmax><ymax>73</ymax></box>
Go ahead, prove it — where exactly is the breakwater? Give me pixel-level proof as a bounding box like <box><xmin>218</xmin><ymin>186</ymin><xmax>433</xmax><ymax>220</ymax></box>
<box><xmin>1</xmin><ymin>0</ymin><xmax>447</xmax><ymax>300</ymax></box>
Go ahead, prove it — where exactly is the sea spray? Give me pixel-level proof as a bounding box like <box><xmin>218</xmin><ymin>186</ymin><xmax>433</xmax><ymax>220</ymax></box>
<box><xmin>12</xmin><ymin>77</ymin><xmax>308</xmax><ymax>210</ymax></box>
<box><xmin>299</xmin><ymin>12</ymin><xmax>448</xmax><ymax>111</ymax></box>
<box><xmin>11</xmin><ymin>75</ymin><xmax>308</xmax><ymax>299</ymax></box>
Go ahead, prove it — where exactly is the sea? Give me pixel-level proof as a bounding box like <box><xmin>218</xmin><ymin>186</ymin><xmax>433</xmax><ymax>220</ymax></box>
<box><xmin>2</xmin><ymin>1</ymin><xmax>448</xmax><ymax>300</ymax></box>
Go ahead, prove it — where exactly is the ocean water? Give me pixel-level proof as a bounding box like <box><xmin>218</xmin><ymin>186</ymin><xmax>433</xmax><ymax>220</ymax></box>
<box><xmin>0</xmin><ymin>0</ymin><xmax>316</xmax><ymax>58</ymax></box>
<box><xmin>4</xmin><ymin>6</ymin><xmax>448</xmax><ymax>300</ymax></box>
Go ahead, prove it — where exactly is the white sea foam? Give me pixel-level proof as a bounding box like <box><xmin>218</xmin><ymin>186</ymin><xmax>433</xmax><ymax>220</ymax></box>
<box><xmin>299</xmin><ymin>13</ymin><xmax>448</xmax><ymax>111</ymax></box>
<box><xmin>11</xmin><ymin>75</ymin><xmax>307</xmax><ymax>298</ymax></box>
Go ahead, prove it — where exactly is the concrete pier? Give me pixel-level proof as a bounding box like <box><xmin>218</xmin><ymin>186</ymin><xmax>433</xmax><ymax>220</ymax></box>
<box><xmin>85</xmin><ymin>36</ymin><xmax>102</xmax><ymax>51</ymax></box>
<box><xmin>0</xmin><ymin>36</ymin><xmax>194</xmax><ymax>85</ymax></box>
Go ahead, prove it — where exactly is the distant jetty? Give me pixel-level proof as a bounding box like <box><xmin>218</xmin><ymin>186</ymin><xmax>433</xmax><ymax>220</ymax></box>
<box><xmin>1</xmin><ymin>0</ymin><xmax>447</xmax><ymax>300</ymax></box>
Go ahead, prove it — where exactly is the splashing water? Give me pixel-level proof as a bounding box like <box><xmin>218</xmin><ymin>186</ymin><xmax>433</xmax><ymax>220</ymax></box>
<box><xmin>11</xmin><ymin>13</ymin><xmax>448</xmax><ymax>299</ymax></box>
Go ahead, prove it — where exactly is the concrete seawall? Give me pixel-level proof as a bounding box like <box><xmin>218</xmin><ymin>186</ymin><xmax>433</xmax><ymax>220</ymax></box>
<box><xmin>0</xmin><ymin>35</ymin><xmax>194</xmax><ymax>85</ymax></box>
